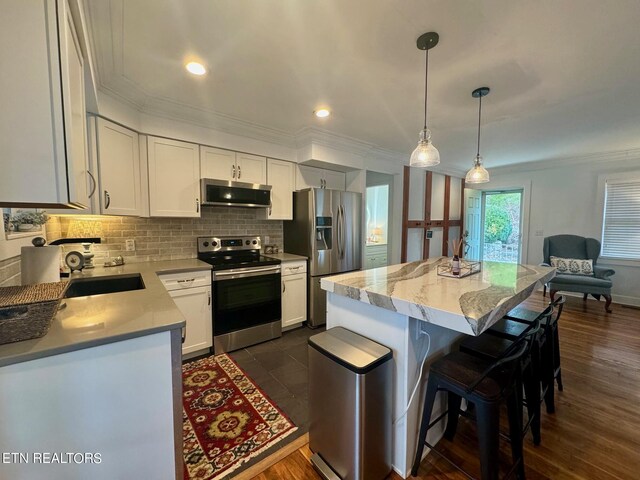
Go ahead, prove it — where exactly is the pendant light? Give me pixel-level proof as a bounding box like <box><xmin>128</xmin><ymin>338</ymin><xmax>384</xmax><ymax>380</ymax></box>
<box><xmin>465</xmin><ymin>87</ymin><xmax>491</xmax><ymax>183</ymax></box>
<box><xmin>410</xmin><ymin>32</ymin><xmax>440</xmax><ymax>168</ymax></box>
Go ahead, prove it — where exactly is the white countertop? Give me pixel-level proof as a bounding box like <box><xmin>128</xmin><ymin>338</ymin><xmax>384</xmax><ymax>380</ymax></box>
<box><xmin>321</xmin><ymin>257</ymin><xmax>556</xmax><ymax>335</ymax></box>
<box><xmin>0</xmin><ymin>259</ymin><xmax>211</xmax><ymax>367</ymax></box>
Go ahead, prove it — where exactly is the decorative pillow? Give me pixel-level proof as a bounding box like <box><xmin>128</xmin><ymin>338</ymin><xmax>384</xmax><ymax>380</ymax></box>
<box><xmin>550</xmin><ymin>256</ymin><xmax>594</xmax><ymax>276</ymax></box>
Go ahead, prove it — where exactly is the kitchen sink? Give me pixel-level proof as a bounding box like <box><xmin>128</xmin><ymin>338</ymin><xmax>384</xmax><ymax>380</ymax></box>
<box><xmin>64</xmin><ymin>274</ymin><xmax>145</xmax><ymax>298</ymax></box>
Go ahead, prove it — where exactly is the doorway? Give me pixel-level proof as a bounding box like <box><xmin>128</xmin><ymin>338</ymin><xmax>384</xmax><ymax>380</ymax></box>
<box><xmin>464</xmin><ymin>188</ymin><xmax>524</xmax><ymax>263</ymax></box>
<box><xmin>365</xmin><ymin>171</ymin><xmax>393</xmax><ymax>269</ymax></box>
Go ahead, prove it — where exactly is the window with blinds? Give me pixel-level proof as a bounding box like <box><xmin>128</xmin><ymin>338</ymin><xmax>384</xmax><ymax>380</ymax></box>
<box><xmin>601</xmin><ymin>179</ymin><xmax>640</xmax><ymax>260</ymax></box>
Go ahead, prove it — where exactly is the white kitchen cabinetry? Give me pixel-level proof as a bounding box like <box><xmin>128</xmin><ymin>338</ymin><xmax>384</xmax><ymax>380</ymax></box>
<box><xmin>159</xmin><ymin>270</ymin><xmax>212</xmax><ymax>356</ymax></box>
<box><xmin>200</xmin><ymin>147</ymin><xmax>266</xmax><ymax>184</ymax></box>
<box><xmin>148</xmin><ymin>136</ymin><xmax>200</xmax><ymax>217</ymax></box>
<box><xmin>236</xmin><ymin>153</ymin><xmax>267</xmax><ymax>184</ymax></box>
<box><xmin>296</xmin><ymin>165</ymin><xmax>345</xmax><ymax>191</ymax></box>
<box><xmin>96</xmin><ymin>118</ymin><xmax>142</xmax><ymax>216</ymax></box>
<box><xmin>281</xmin><ymin>260</ymin><xmax>307</xmax><ymax>329</ymax></box>
<box><xmin>263</xmin><ymin>159</ymin><xmax>295</xmax><ymax>220</ymax></box>
<box><xmin>1</xmin><ymin>0</ymin><xmax>90</xmax><ymax>208</ymax></box>
<box><xmin>364</xmin><ymin>244</ymin><xmax>388</xmax><ymax>269</ymax></box>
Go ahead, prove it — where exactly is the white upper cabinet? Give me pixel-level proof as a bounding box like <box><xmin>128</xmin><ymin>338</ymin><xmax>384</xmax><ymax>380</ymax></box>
<box><xmin>96</xmin><ymin>118</ymin><xmax>142</xmax><ymax>216</ymax></box>
<box><xmin>0</xmin><ymin>0</ymin><xmax>90</xmax><ymax>208</ymax></box>
<box><xmin>148</xmin><ymin>136</ymin><xmax>200</xmax><ymax>217</ymax></box>
<box><xmin>200</xmin><ymin>147</ymin><xmax>266</xmax><ymax>184</ymax></box>
<box><xmin>200</xmin><ymin>147</ymin><xmax>236</xmax><ymax>181</ymax></box>
<box><xmin>296</xmin><ymin>165</ymin><xmax>345</xmax><ymax>191</ymax></box>
<box><xmin>264</xmin><ymin>159</ymin><xmax>295</xmax><ymax>220</ymax></box>
<box><xmin>236</xmin><ymin>153</ymin><xmax>267</xmax><ymax>184</ymax></box>
<box><xmin>323</xmin><ymin>169</ymin><xmax>347</xmax><ymax>190</ymax></box>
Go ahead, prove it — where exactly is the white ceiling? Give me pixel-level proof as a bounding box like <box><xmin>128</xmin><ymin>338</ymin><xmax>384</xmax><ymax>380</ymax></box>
<box><xmin>85</xmin><ymin>0</ymin><xmax>640</xmax><ymax>171</ymax></box>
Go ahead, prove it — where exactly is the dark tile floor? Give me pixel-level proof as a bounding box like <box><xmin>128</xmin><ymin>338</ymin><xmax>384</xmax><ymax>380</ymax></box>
<box><xmin>229</xmin><ymin>325</ymin><xmax>323</xmax><ymax>434</ymax></box>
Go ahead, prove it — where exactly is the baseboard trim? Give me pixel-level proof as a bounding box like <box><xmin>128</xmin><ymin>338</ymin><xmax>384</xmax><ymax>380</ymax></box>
<box><xmin>535</xmin><ymin>287</ymin><xmax>640</xmax><ymax>307</ymax></box>
<box><xmin>233</xmin><ymin>432</ymin><xmax>309</xmax><ymax>480</ymax></box>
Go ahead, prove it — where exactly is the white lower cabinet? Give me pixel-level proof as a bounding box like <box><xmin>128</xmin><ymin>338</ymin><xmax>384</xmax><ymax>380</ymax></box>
<box><xmin>281</xmin><ymin>260</ymin><xmax>307</xmax><ymax>329</ymax></box>
<box><xmin>364</xmin><ymin>244</ymin><xmax>388</xmax><ymax>269</ymax></box>
<box><xmin>159</xmin><ymin>270</ymin><xmax>212</xmax><ymax>356</ymax></box>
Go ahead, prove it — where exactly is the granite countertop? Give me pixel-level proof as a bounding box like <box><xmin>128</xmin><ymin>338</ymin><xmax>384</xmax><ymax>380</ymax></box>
<box><xmin>321</xmin><ymin>257</ymin><xmax>556</xmax><ymax>336</ymax></box>
<box><xmin>0</xmin><ymin>259</ymin><xmax>212</xmax><ymax>367</ymax></box>
<box><xmin>265</xmin><ymin>252</ymin><xmax>308</xmax><ymax>262</ymax></box>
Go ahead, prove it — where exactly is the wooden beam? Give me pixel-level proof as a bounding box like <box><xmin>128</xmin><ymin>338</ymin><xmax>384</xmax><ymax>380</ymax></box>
<box><xmin>441</xmin><ymin>175</ymin><xmax>451</xmax><ymax>256</ymax></box>
<box><xmin>423</xmin><ymin>171</ymin><xmax>433</xmax><ymax>260</ymax></box>
<box><xmin>401</xmin><ymin>166</ymin><xmax>410</xmax><ymax>263</ymax></box>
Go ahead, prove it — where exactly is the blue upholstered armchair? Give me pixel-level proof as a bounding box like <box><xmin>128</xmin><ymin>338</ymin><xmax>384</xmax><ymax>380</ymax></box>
<box><xmin>542</xmin><ymin>235</ymin><xmax>615</xmax><ymax>312</ymax></box>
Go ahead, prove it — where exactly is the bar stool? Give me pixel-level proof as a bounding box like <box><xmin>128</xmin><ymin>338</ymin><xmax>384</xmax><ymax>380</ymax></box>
<box><xmin>411</xmin><ymin>318</ymin><xmax>541</xmax><ymax>480</ymax></box>
<box><xmin>488</xmin><ymin>296</ymin><xmax>566</xmax><ymax>413</ymax></box>
<box><xmin>460</xmin><ymin>306</ymin><xmax>553</xmax><ymax>446</ymax></box>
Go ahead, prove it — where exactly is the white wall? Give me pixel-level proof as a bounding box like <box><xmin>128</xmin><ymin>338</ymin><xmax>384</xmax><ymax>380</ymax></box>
<box><xmin>485</xmin><ymin>155</ymin><xmax>640</xmax><ymax>306</ymax></box>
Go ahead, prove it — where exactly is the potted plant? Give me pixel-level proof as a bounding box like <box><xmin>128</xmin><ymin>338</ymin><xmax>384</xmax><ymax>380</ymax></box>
<box><xmin>9</xmin><ymin>210</ymin><xmax>49</xmax><ymax>232</ymax></box>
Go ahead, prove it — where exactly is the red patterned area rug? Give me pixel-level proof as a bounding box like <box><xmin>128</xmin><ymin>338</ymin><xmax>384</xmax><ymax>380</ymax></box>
<box><xmin>183</xmin><ymin>354</ymin><xmax>297</xmax><ymax>480</ymax></box>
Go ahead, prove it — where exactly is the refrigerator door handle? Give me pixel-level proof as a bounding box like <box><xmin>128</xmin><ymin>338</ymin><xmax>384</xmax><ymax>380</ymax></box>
<box><xmin>341</xmin><ymin>204</ymin><xmax>346</xmax><ymax>259</ymax></box>
<box><xmin>338</xmin><ymin>204</ymin><xmax>345</xmax><ymax>259</ymax></box>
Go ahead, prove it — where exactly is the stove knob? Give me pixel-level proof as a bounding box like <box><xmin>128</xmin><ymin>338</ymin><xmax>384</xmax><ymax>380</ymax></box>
<box><xmin>252</xmin><ymin>240</ymin><xmax>258</xmax><ymax>245</ymax></box>
<box><xmin>212</xmin><ymin>241</ymin><xmax>218</xmax><ymax>247</ymax></box>
<box><xmin>245</xmin><ymin>240</ymin><xmax>250</xmax><ymax>245</ymax></box>
<box><xmin>203</xmin><ymin>241</ymin><xmax>209</xmax><ymax>247</ymax></box>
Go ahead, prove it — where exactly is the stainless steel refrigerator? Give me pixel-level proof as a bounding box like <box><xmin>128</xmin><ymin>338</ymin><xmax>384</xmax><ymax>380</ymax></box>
<box><xmin>284</xmin><ymin>188</ymin><xmax>362</xmax><ymax>327</ymax></box>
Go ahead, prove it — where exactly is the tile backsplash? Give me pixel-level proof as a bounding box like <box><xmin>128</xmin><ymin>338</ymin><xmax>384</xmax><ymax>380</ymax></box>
<box><xmin>46</xmin><ymin>206</ymin><xmax>283</xmax><ymax>264</ymax></box>
<box><xmin>0</xmin><ymin>255</ymin><xmax>21</xmax><ymax>287</ymax></box>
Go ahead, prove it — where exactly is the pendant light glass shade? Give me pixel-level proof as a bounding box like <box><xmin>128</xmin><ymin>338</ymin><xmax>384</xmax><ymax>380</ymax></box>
<box><xmin>465</xmin><ymin>86</ymin><xmax>491</xmax><ymax>183</ymax></box>
<box><xmin>410</xmin><ymin>32</ymin><xmax>439</xmax><ymax>168</ymax></box>
<box><xmin>410</xmin><ymin>128</ymin><xmax>440</xmax><ymax>167</ymax></box>
<box><xmin>465</xmin><ymin>155</ymin><xmax>490</xmax><ymax>183</ymax></box>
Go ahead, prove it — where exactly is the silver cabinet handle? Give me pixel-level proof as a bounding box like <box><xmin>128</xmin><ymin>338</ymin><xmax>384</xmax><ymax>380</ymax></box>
<box><xmin>207</xmin><ymin>291</ymin><xmax>211</xmax><ymax>306</ymax></box>
<box><xmin>282</xmin><ymin>281</ymin><xmax>286</xmax><ymax>293</ymax></box>
<box><xmin>196</xmin><ymin>198</ymin><xmax>200</xmax><ymax>213</ymax></box>
<box><xmin>237</xmin><ymin>165</ymin><xmax>241</xmax><ymax>179</ymax></box>
<box><xmin>104</xmin><ymin>190</ymin><xmax>111</xmax><ymax>209</ymax></box>
<box><xmin>232</xmin><ymin>165</ymin><xmax>236</xmax><ymax>179</ymax></box>
<box><xmin>87</xmin><ymin>171</ymin><xmax>97</xmax><ymax>198</ymax></box>
<box><xmin>177</xmin><ymin>278</ymin><xmax>195</xmax><ymax>284</ymax></box>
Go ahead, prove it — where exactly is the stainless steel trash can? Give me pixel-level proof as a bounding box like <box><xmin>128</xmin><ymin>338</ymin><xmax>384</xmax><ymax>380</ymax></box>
<box><xmin>308</xmin><ymin>327</ymin><xmax>392</xmax><ymax>480</ymax></box>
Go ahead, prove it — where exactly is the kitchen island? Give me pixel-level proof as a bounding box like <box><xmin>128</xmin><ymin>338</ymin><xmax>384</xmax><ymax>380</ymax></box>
<box><xmin>0</xmin><ymin>259</ymin><xmax>211</xmax><ymax>480</ymax></box>
<box><xmin>321</xmin><ymin>257</ymin><xmax>555</xmax><ymax>478</ymax></box>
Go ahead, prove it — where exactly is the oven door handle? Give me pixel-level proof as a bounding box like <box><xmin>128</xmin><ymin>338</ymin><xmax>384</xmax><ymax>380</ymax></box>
<box><xmin>213</xmin><ymin>266</ymin><xmax>281</xmax><ymax>281</ymax></box>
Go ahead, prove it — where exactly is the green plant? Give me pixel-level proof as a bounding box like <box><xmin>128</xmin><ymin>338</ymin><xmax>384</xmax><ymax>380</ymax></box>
<box><xmin>10</xmin><ymin>210</ymin><xmax>49</xmax><ymax>226</ymax></box>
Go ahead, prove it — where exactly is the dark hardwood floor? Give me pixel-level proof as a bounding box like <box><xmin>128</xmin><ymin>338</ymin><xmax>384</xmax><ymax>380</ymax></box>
<box><xmin>250</xmin><ymin>294</ymin><xmax>640</xmax><ymax>480</ymax></box>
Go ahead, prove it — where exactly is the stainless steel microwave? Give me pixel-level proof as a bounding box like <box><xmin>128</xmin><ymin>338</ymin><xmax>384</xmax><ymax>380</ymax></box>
<box><xmin>200</xmin><ymin>178</ymin><xmax>271</xmax><ymax>208</ymax></box>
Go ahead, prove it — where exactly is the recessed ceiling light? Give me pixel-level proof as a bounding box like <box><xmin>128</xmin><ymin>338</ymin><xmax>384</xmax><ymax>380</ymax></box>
<box><xmin>185</xmin><ymin>61</ymin><xmax>206</xmax><ymax>76</ymax></box>
<box><xmin>314</xmin><ymin>108</ymin><xmax>331</xmax><ymax>118</ymax></box>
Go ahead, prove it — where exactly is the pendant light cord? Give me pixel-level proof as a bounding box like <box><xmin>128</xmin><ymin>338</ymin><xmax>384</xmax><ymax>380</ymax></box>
<box><xmin>423</xmin><ymin>49</ymin><xmax>429</xmax><ymax>130</ymax></box>
<box><xmin>476</xmin><ymin>93</ymin><xmax>482</xmax><ymax>157</ymax></box>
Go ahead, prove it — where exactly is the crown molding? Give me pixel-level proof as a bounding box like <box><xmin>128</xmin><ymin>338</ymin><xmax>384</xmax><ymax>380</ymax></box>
<box><xmin>488</xmin><ymin>148</ymin><xmax>640</xmax><ymax>176</ymax></box>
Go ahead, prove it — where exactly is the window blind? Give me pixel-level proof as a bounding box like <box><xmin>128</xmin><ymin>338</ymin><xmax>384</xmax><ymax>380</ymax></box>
<box><xmin>602</xmin><ymin>179</ymin><xmax>640</xmax><ymax>260</ymax></box>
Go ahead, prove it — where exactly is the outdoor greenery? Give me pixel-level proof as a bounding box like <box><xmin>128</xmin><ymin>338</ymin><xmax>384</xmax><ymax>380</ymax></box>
<box><xmin>484</xmin><ymin>193</ymin><xmax>520</xmax><ymax>244</ymax></box>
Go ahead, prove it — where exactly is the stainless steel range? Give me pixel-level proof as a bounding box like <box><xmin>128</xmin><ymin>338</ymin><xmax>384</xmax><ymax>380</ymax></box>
<box><xmin>197</xmin><ymin>235</ymin><xmax>282</xmax><ymax>353</ymax></box>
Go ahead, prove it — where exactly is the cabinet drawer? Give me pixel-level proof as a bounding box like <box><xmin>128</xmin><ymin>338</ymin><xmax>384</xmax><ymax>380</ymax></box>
<box><xmin>158</xmin><ymin>270</ymin><xmax>211</xmax><ymax>290</ymax></box>
<box><xmin>281</xmin><ymin>260</ymin><xmax>307</xmax><ymax>276</ymax></box>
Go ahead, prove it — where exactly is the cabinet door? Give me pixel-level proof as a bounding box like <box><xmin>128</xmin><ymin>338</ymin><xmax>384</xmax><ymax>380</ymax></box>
<box><xmin>169</xmin><ymin>287</ymin><xmax>212</xmax><ymax>355</ymax></box>
<box><xmin>200</xmin><ymin>147</ymin><xmax>236</xmax><ymax>181</ymax></box>
<box><xmin>266</xmin><ymin>159</ymin><xmax>295</xmax><ymax>220</ymax></box>
<box><xmin>282</xmin><ymin>272</ymin><xmax>307</xmax><ymax>328</ymax></box>
<box><xmin>236</xmin><ymin>153</ymin><xmax>267</xmax><ymax>184</ymax></box>
<box><xmin>323</xmin><ymin>169</ymin><xmax>346</xmax><ymax>190</ymax></box>
<box><xmin>148</xmin><ymin>137</ymin><xmax>200</xmax><ymax>217</ymax></box>
<box><xmin>97</xmin><ymin>118</ymin><xmax>141</xmax><ymax>216</ymax></box>
<box><xmin>59</xmin><ymin>0</ymin><xmax>89</xmax><ymax>208</ymax></box>
<box><xmin>296</xmin><ymin>165</ymin><xmax>324</xmax><ymax>190</ymax></box>
<box><xmin>0</xmin><ymin>1</ymin><xmax>59</xmax><ymax>204</ymax></box>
